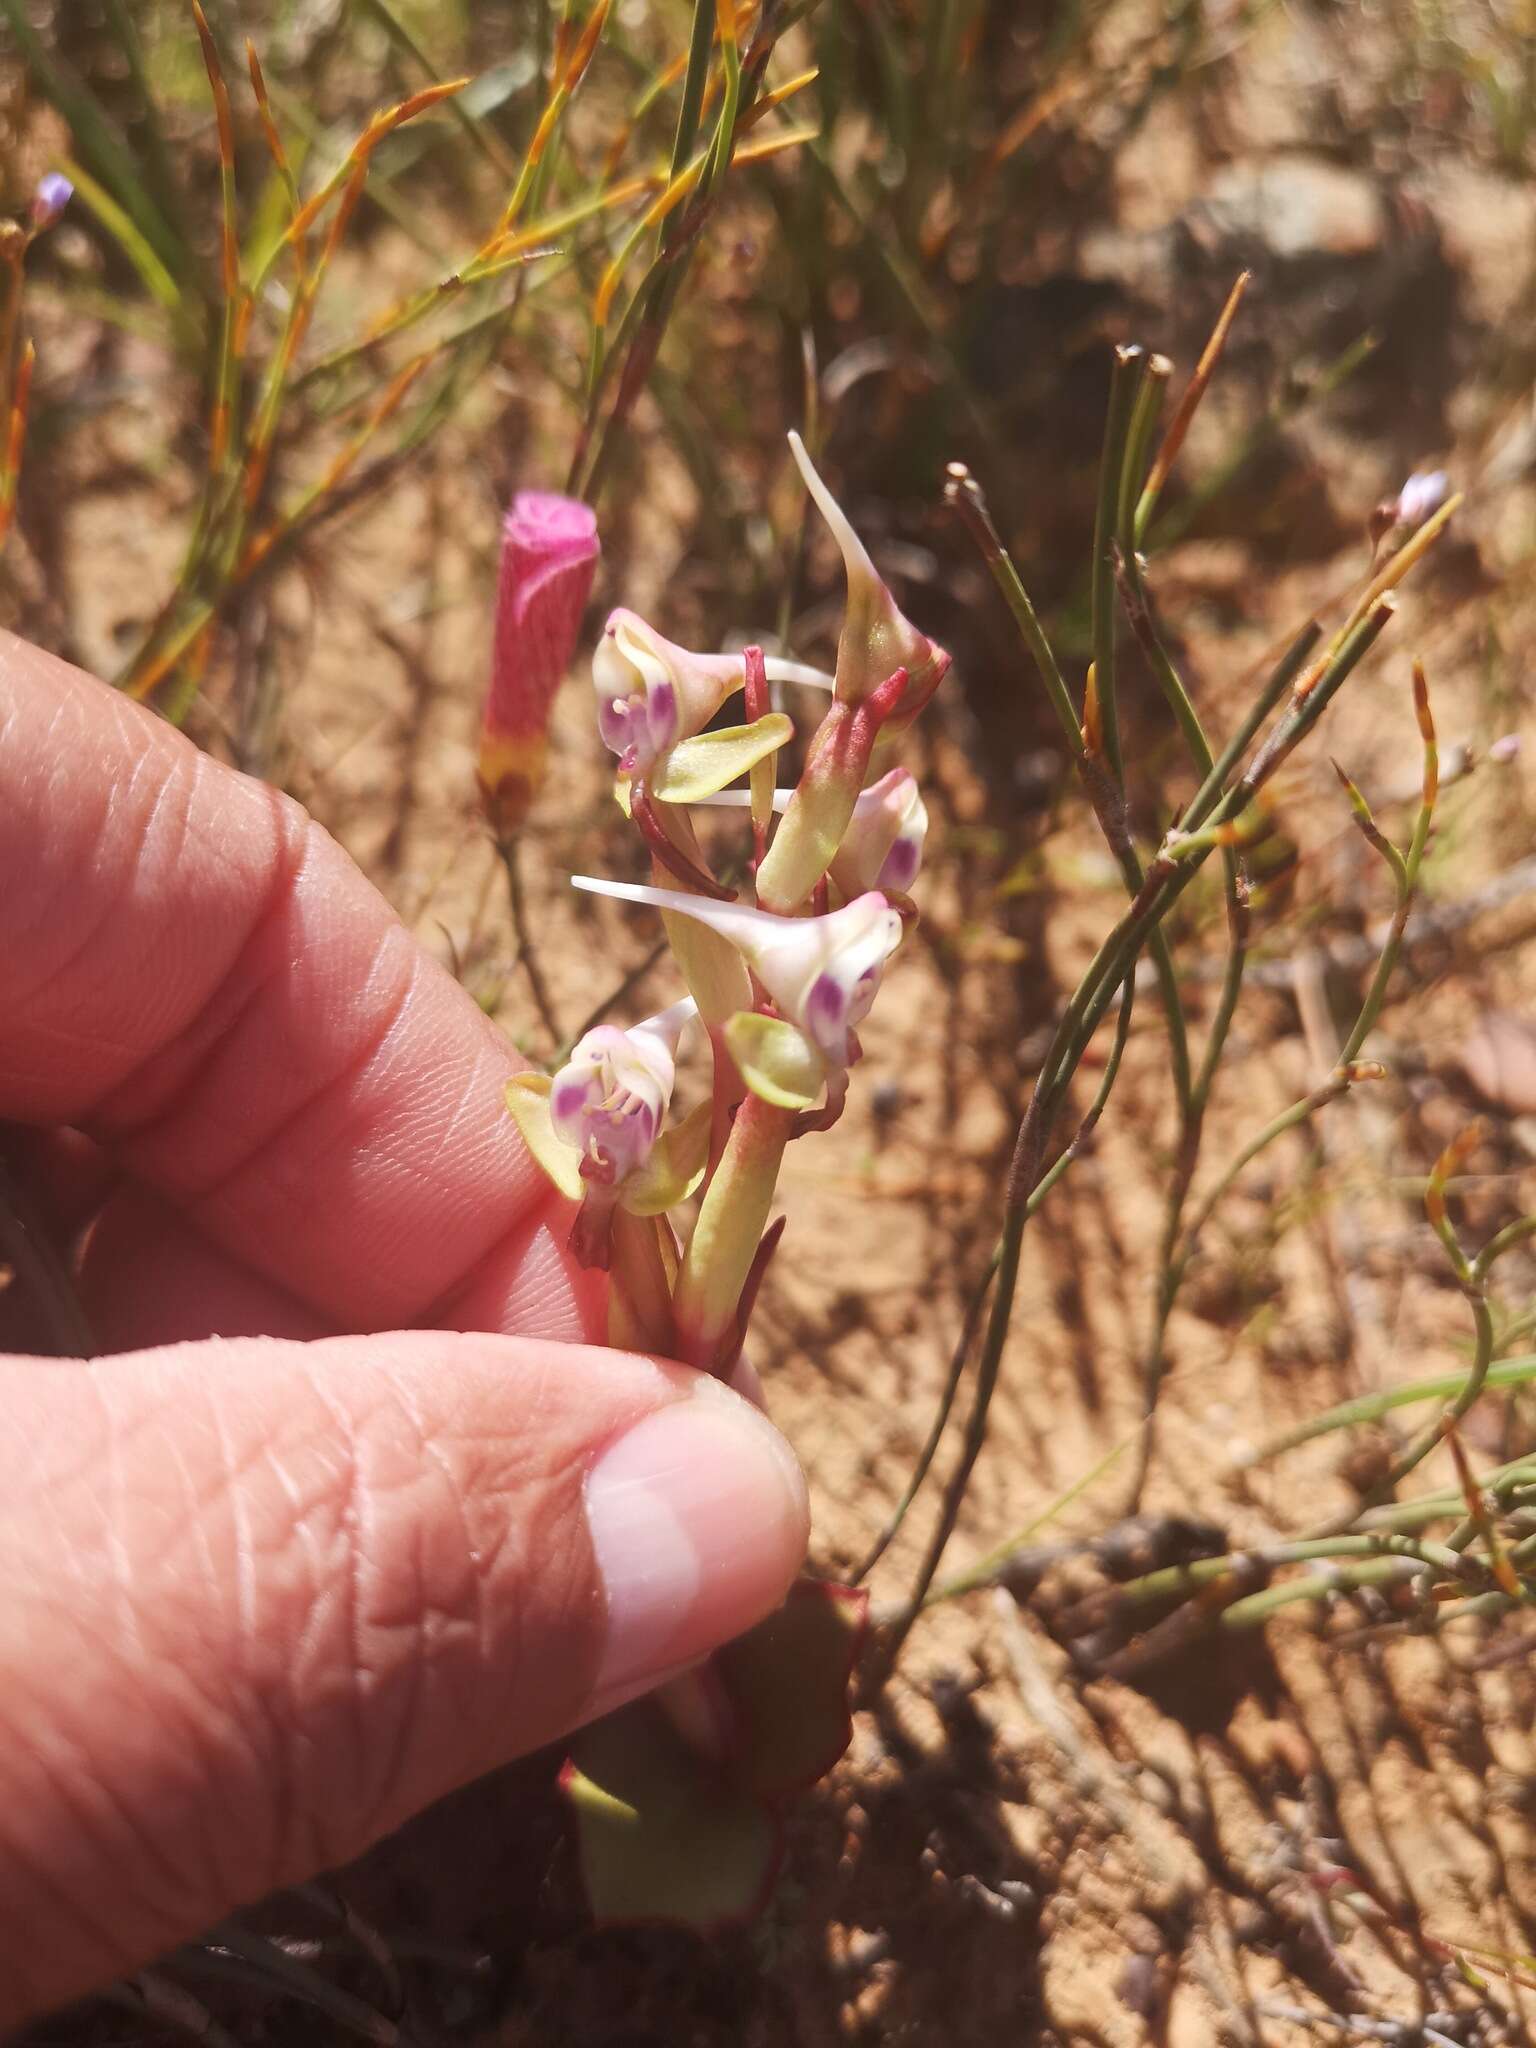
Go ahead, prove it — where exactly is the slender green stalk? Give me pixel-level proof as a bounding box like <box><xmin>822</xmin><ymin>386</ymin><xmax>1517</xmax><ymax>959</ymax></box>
<box><xmin>921</xmin><ymin>1426</ymin><xmax>1141</xmax><ymax>1609</ymax></box>
<box><xmin>1114</xmin><ymin>1533</ymin><xmax>1495</xmax><ymax>1612</ymax></box>
<box><xmin>1134</xmin><ymin>270</ymin><xmax>1250</xmax><ymax>545</ymax></box>
<box><xmin>876</xmin><ymin>1159</ymin><xmax>1031</xmax><ymax>1672</ymax></box>
<box><xmin>919</xmin><ymin>607</ymin><xmax>1395</xmax><ymax>1594</ymax></box>
<box><xmin>1115</xmin><ymin>540</ymin><xmax>1212</xmax><ymax>778</ymax></box>
<box><xmin>1118</xmin><ymin>353</ymin><xmax>1169</xmax><ymax>548</ymax></box>
<box><xmin>943</xmin><ymin>464</ymin><xmax>1082</xmax><ymax>759</ymax></box>
<box><xmin>849</xmin><ymin>1256</ymin><xmax>997</xmax><ymax>1585</ymax></box>
<box><xmin>1306</xmin><ymin>1128</ymin><xmax>1496</xmax><ymax>1540</ymax></box>
<box><xmin>1475</xmin><ymin>1216</ymin><xmax>1536</xmax><ymax>1281</ymax></box>
<box><xmin>672</xmin><ymin>1092</ymin><xmax>793</xmax><ymax>1371</ymax></box>
<box><xmin>665</xmin><ymin>0</ymin><xmax>717</xmax><ymax>205</ymax></box>
<box><xmin>1336</xmin><ymin>667</ymin><xmax>1437</xmax><ymax>1065</ymax></box>
<box><xmin>1182</xmin><ymin>621</ymin><xmax>1322</xmax><ymax>832</ymax></box>
<box><xmin>1090</xmin><ymin>344</ymin><xmax>1147</xmax><ymax>789</ymax></box>
<box><xmin>853</xmin><ymin>970</ymin><xmax>1135</xmax><ymax>1588</ymax></box>
<box><xmin>1218</xmin><ymin>1557</ymin><xmax>1420</xmax><ymax>1629</ymax></box>
<box><xmin>945</xmin><ymin>452</ymin><xmax>1191</xmax><ymax>1116</ymax></box>
<box><xmin>1245</xmin><ymin>1356</ymin><xmax>1536</xmax><ymax>1464</ymax></box>
<box><xmin>497</xmin><ymin>836</ymin><xmax>562</xmax><ymax>1049</ymax></box>
<box><xmin>877</xmin><ymin>364</ymin><xmax>1446</xmax><ymax>1671</ymax></box>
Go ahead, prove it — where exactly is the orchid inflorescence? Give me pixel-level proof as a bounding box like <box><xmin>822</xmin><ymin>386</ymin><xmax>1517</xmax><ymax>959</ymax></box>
<box><xmin>499</xmin><ymin>433</ymin><xmax>947</xmax><ymax>1385</ymax></box>
<box><xmin>484</xmin><ymin>436</ymin><xmax>948</xmax><ymax>1928</ymax></box>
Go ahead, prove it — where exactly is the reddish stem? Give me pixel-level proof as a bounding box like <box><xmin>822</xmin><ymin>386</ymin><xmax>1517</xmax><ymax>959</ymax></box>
<box><xmin>631</xmin><ymin>783</ymin><xmax>736</xmax><ymax>899</ymax></box>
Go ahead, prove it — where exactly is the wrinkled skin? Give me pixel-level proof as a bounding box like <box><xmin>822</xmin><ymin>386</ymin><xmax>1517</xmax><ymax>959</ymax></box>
<box><xmin>0</xmin><ymin>634</ymin><xmax>807</xmax><ymax>2027</ymax></box>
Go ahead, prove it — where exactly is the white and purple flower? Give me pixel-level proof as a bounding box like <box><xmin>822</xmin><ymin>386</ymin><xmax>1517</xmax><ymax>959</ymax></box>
<box><xmin>594</xmin><ymin>611</ymin><xmax>745</xmax><ymax>777</ymax></box>
<box><xmin>830</xmin><ymin>767</ymin><xmax>928</xmax><ymax>897</ymax></box>
<box><xmin>548</xmin><ymin>996</ymin><xmax>695</xmax><ymax>1189</ymax></box>
<box><xmin>571</xmin><ymin>878</ymin><xmax>903</xmax><ymax>1074</ymax></box>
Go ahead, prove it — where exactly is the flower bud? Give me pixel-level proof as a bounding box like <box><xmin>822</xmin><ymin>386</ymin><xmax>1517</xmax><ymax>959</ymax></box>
<box><xmin>29</xmin><ymin>174</ymin><xmax>72</xmax><ymax>233</ymax></box>
<box><xmin>548</xmin><ymin>997</ymin><xmax>694</xmax><ymax>1189</ymax></box>
<box><xmin>788</xmin><ymin>432</ymin><xmax>947</xmax><ymax>722</ymax></box>
<box><xmin>572</xmin><ymin>878</ymin><xmax>903</xmax><ymax>1071</ymax></box>
<box><xmin>1393</xmin><ymin>470</ymin><xmax>1449</xmax><ymax>530</ymax></box>
<box><xmin>479</xmin><ymin>490</ymin><xmax>599</xmax><ymax>834</ymax></box>
<box><xmin>1490</xmin><ymin>732</ymin><xmax>1522</xmax><ymax>765</ymax></box>
<box><xmin>593</xmin><ymin>610</ymin><xmax>747</xmax><ymax>778</ymax></box>
<box><xmin>829</xmin><ymin>767</ymin><xmax>928</xmax><ymax>897</ymax></box>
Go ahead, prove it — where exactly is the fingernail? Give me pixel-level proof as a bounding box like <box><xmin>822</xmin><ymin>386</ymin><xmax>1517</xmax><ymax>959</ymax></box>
<box><xmin>585</xmin><ymin>1379</ymin><xmax>808</xmax><ymax>1699</ymax></box>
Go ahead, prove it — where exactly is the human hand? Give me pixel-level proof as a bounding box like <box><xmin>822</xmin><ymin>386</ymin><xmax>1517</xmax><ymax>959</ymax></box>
<box><xmin>0</xmin><ymin>632</ymin><xmax>808</xmax><ymax>2027</ymax></box>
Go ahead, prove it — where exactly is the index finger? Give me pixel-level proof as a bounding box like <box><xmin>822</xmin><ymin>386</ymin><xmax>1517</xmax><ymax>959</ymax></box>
<box><xmin>0</xmin><ymin>631</ymin><xmax>591</xmax><ymax>1333</ymax></box>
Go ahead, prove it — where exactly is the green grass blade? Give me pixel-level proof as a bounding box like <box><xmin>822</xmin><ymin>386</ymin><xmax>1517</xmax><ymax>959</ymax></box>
<box><xmin>62</xmin><ymin>158</ymin><xmax>195</xmax><ymax>339</ymax></box>
<box><xmin>1245</xmin><ymin>1355</ymin><xmax>1536</xmax><ymax>1465</ymax></box>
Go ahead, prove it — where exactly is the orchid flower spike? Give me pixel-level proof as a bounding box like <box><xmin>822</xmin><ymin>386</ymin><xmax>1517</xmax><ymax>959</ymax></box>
<box><xmin>479</xmin><ymin>491</ymin><xmax>600</xmax><ymax>834</ymax></box>
<box><xmin>572</xmin><ymin>879</ymin><xmax>902</xmax><ymax>1071</ymax></box>
<box><xmin>830</xmin><ymin>767</ymin><xmax>928</xmax><ymax>897</ymax></box>
<box><xmin>788</xmin><ymin>431</ymin><xmax>948</xmax><ymax>720</ymax></box>
<box><xmin>550</xmin><ymin>996</ymin><xmax>695</xmax><ymax>1190</ymax></box>
<box><xmin>593</xmin><ymin>610</ymin><xmax>748</xmax><ymax>778</ymax></box>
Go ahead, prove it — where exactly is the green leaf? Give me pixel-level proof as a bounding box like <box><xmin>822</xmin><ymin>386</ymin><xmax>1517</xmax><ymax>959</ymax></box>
<box><xmin>719</xmin><ymin>1580</ymin><xmax>867</xmax><ymax>1799</ymax></box>
<box><xmin>503</xmin><ymin>1074</ymin><xmax>582</xmax><ymax>1200</ymax></box>
<box><xmin>64</xmin><ymin>158</ymin><xmax>188</xmax><ymax>325</ymax></box>
<box><xmin>723</xmin><ymin>1010</ymin><xmax>826</xmax><ymax>1110</ymax></box>
<box><xmin>622</xmin><ymin>1100</ymin><xmax>711</xmax><ymax>1217</ymax></box>
<box><xmin>650</xmin><ymin>713</ymin><xmax>793</xmax><ymax>804</ymax></box>
<box><xmin>563</xmin><ymin>1698</ymin><xmax>780</xmax><ymax>1930</ymax></box>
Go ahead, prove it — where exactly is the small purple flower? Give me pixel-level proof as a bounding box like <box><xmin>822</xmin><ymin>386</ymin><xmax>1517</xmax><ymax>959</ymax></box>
<box><xmin>479</xmin><ymin>490</ymin><xmax>600</xmax><ymax>831</ymax></box>
<box><xmin>1394</xmin><ymin>470</ymin><xmax>1449</xmax><ymax>529</ymax></box>
<box><xmin>29</xmin><ymin>174</ymin><xmax>72</xmax><ymax>233</ymax></box>
<box><xmin>1490</xmin><ymin>732</ymin><xmax>1522</xmax><ymax>765</ymax></box>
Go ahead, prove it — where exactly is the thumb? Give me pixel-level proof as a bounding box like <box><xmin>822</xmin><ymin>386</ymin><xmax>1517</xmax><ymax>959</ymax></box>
<box><xmin>0</xmin><ymin>1330</ymin><xmax>807</xmax><ymax>2025</ymax></box>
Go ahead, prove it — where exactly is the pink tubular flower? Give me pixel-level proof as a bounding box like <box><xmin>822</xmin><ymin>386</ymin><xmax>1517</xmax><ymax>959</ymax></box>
<box><xmin>478</xmin><ymin>490</ymin><xmax>600</xmax><ymax>834</ymax></box>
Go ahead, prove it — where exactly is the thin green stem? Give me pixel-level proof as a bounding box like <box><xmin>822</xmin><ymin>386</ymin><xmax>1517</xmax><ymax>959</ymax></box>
<box><xmin>1090</xmin><ymin>344</ymin><xmax>1147</xmax><ymax>790</ymax></box>
<box><xmin>921</xmin><ymin>1426</ymin><xmax>1141</xmax><ymax>1609</ymax></box>
<box><xmin>498</xmin><ymin>835</ymin><xmax>562</xmax><ymax>1049</ymax></box>
<box><xmin>849</xmin><ymin>1255</ymin><xmax>997</xmax><ymax>1586</ymax></box>
<box><xmin>1114</xmin><ymin>1533</ymin><xmax>1494</xmax><ymax>1612</ymax></box>
<box><xmin>1246</xmin><ymin>1356</ymin><xmax>1536</xmax><ymax>1464</ymax></box>
<box><xmin>943</xmin><ymin>465</ymin><xmax>1081</xmax><ymax>759</ymax></box>
<box><xmin>1182</xmin><ymin>621</ymin><xmax>1322</xmax><ymax>832</ymax></box>
<box><xmin>665</xmin><ymin>0</ymin><xmax>717</xmax><ymax>205</ymax></box>
<box><xmin>1475</xmin><ymin>1216</ymin><xmax>1536</xmax><ymax>1282</ymax></box>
